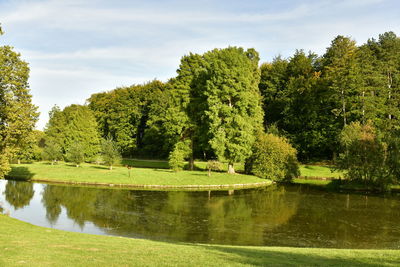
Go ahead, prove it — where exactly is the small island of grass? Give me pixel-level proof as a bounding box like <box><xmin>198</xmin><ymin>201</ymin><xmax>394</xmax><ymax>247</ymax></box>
<box><xmin>7</xmin><ymin>161</ymin><xmax>271</xmax><ymax>189</ymax></box>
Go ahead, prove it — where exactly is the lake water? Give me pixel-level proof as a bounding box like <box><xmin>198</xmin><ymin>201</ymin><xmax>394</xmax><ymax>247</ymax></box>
<box><xmin>1</xmin><ymin>179</ymin><xmax>400</xmax><ymax>248</ymax></box>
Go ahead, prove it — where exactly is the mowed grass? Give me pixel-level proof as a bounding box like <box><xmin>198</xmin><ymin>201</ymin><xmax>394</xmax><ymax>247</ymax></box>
<box><xmin>122</xmin><ymin>158</ymin><xmax>245</xmax><ymax>172</ymax></box>
<box><xmin>7</xmin><ymin>161</ymin><xmax>264</xmax><ymax>186</ymax></box>
<box><xmin>299</xmin><ymin>165</ymin><xmax>344</xmax><ymax>178</ymax></box>
<box><xmin>1</xmin><ymin>215</ymin><xmax>399</xmax><ymax>267</ymax></box>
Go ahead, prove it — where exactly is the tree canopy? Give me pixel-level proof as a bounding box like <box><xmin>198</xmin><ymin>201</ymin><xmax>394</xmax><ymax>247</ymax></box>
<box><xmin>0</xmin><ymin>28</ymin><xmax>38</xmax><ymax>178</ymax></box>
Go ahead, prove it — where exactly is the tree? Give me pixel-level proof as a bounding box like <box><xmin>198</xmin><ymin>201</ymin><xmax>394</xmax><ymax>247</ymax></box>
<box><xmin>101</xmin><ymin>137</ymin><xmax>121</xmax><ymax>170</ymax></box>
<box><xmin>200</xmin><ymin>47</ymin><xmax>264</xmax><ymax>173</ymax></box>
<box><xmin>66</xmin><ymin>142</ymin><xmax>85</xmax><ymax>167</ymax></box>
<box><xmin>88</xmin><ymin>80</ymin><xmax>165</xmax><ymax>157</ymax></box>
<box><xmin>42</xmin><ymin>140</ymin><xmax>63</xmax><ymax>165</ymax></box>
<box><xmin>168</xmin><ymin>140</ymin><xmax>191</xmax><ymax>171</ymax></box>
<box><xmin>337</xmin><ymin>121</ymin><xmax>390</xmax><ymax>189</ymax></box>
<box><xmin>245</xmin><ymin>133</ymin><xmax>299</xmax><ymax>182</ymax></box>
<box><xmin>259</xmin><ymin>56</ymin><xmax>289</xmax><ymax>129</ymax></box>
<box><xmin>45</xmin><ymin>104</ymin><xmax>100</xmax><ymax>160</ymax></box>
<box><xmin>323</xmin><ymin>36</ymin><xmax>359</xmax><ymax>127</ymax></box>
<box><xmin>0</xmin><ymin>26</ymin><xmax>39</xmax><ymax>178</ymax></box>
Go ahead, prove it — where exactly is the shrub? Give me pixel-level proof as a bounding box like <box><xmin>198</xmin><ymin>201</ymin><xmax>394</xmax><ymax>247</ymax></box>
<box><xmin>101</xmin><ymin>138</ymin><xmax>121</xmax><ymax>170</ymax></box>
<box><xmin>207</xmin><ymin>160</ymin><xmax>222</xmax><ymax>176</ymax></box>
<box><xmin>66</xmin><ymin>143</ymin><xmax>85</xmax><ymax>167</ymax></box>
<box><xmin>169</xmin><ymin>140</ymin><xmax>190</xmax><ymax>172</ymax></box>
<box><xmin>246</xmin><ymin>133</ymin><xmax>299</xmax><ymax>182</ymax></box>
<box><xmin>337</xmin><ymin>121</ymin><xmax>390</xmax><ymax>189</ymax></box>
<box><xmin>42</xmin><ymin>141</ymin><xmax>62</xmax><ymax>165</ymax></box>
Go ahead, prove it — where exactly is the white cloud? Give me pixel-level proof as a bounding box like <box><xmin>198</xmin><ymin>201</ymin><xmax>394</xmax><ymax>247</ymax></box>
<box><xmin>1</xmin><ymin>0</ymin><xmax>399</xmax><ymax>130</ymax></box>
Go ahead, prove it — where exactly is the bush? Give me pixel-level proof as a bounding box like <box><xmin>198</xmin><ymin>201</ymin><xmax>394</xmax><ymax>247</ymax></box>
<box><xmin>101</xmin><ymin>138</ymin><xmax>121</xmax><ymax>170</ymax></box>
<box><xmin>246</xmin><ymin>133</ymin><xmax>299</xmax><ymax>182</ymax></box>
<box><xmin>207</xmin><ymin>160</ymin><xmax>222</xmax><ymax>176</ymax></box>
<box><xmin>169</xmin><ymin>140</ymin><xmax>190</xmax><ymax>172</ymax></box>
<box><xmin>337</xmin><ymin>121</ymin><xmax>391</xmax><ymax>189</ymax></box>
<box><xmin>42</xmin><ymin>141</ymin><xmax>62</xmax><ymax>165</ymax></box>
<box><xmin>66</xmin><ymin>143</ymin><xmax>85</xmax><ymax>167</ymax></box>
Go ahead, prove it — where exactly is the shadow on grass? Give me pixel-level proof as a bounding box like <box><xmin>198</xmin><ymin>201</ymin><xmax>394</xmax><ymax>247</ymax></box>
<box><xmin>90</xmin><ymin>165</ymin><xmax>109</xmax><ymax>170</ymax></box>
<box><xmin>153</xmin><ymin>169</ymin><xmax>174</xmax><ymax>173</ymax></box>
<box><xmin>200</xmin><ymin>245</ymin><xmax>395</xmax><ymax>266</ymax></box>
<box><xmin>6</xmin><ymin>166</ymin><xmax>35</xmax><ymax>181</ymax></box>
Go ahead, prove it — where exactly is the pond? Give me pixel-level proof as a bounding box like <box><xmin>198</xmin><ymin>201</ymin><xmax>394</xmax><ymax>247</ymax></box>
<box><xmin>1</xmin><ymin>179</ymin><xmax>400</xmax><ymax>249</ymax></box>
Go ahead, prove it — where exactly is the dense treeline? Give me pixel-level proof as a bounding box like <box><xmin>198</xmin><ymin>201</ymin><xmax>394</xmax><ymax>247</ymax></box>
<box><xmin>85</xmin><ymin>32</ymin><xmax>399</xmax><ymax>162</ymax></box>
<box><xmin>261</xmin><ymin>32</ymin><xmax>400</xmax><ymax>161</ymax></box>
<box><xmin>88</xmin><ymin>47</ymin><xmax>264</xmax><ymax>173</ymax></box>
<box><xmin>2</xmin><ymin>23</ymin><xmax>400</xmax><ymax>187</ymax></box>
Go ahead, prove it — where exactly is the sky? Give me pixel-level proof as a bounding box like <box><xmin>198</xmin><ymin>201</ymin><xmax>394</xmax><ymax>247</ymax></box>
<box><xmin>0</xmin><ymin>0</ymin><xmax>399</xmax><ymax>130</ymax></box>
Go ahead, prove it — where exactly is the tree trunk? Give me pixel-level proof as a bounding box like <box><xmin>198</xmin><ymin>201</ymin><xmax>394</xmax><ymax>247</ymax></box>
<box><xmin>51</xmin><ymin>161</ymin><xmax>54</xmax><ymax>166</ymax></box>
<box><xmin>362</xmin><ymin>90</ymin><xmax>365</xmax><ymax>124</ymax></box>
<box><xmin>17</xmin><ymin>159</ymin><xmax>21</xmax><ymax>164</ymax></box>
<box><xmin>189</xmin><ymin>138</ymin><xmax>194</xmax><ymax>171</ymax></box>
<box><xmin>208</xmin><ymin>168</ymin><xmax>211</xmax><ymax>177</ymax></box>
<box><xmin>341</xmin><ymin>89</ymin><xmax>346</xmax><ymax>126</ymax></box>
<box><xmin>110</xmin><ymin>165</ymin><xmax>113</xmax><ymax>170</ymax></box>
<box><xmin>228</xmin><ymin>163</ymin><xmax>235</xmax><ymax>174</ymax></box>
<box><xmin>388</xmin><ymin>71</ymin><xmax>392</xmax><ymax>120</ymax></box>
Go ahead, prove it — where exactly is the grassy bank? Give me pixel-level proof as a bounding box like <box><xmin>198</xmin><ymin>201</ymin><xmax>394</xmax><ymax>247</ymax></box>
<box><xmin>1</xmin><ymin>215</ymin><xmax>399</xmax><ymax>266</ymax></box>
<box><xmin>6</xmin><ymin>162</ymin><xmax>266</xmax><ymax>187</ymax></box>
<box><xmin>299</xmin><ymin>165</ymin><xmax>343</xmax><ymax>178</ymax></box>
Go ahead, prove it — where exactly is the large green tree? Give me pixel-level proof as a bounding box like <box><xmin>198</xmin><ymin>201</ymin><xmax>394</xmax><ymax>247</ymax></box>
<box><xmin>0</xmin><ymin>26</ymin><xmax>38</xmax><ymax>178</ymax></box>
<box><xmin>199</xmin><ymin>47</ymin><xmax>263</xmax><ymax>173</ymax></box>
<box><xmin>322</xmin><ymin>35</ymin><xmax>359</xmax><ymax>127</ymax></box>
<box><xmin>88</xmin><ymin>80</ymin><xmax>165</xmax><ymax>157</ymax></box>
<box><xmin>45</xmin><ymin>104</ymin><xmax>100</xmax><ymax>160</ymax></box>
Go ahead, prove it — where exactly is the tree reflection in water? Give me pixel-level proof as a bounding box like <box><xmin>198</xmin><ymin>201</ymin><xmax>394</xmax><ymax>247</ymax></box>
<box><xmin>15</xmin><ymin>182</ymin><xmax>400</xmax><ymax>248</ymax></box>
<box><xmin>5</xmin><ymin>181</ymin><xmax>34</xmax><ymax>210</ymax></box>
<box><xmin>40</xmin><ymin>184</ymin><xmax>300</xmax><ymax>245</ymax></box>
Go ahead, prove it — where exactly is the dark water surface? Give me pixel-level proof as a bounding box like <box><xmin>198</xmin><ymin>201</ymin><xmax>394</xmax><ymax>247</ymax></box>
<box><xmin>1</xmin><ymin>180</ymin><xmax>400</xmax><ymax>248</ymax></box>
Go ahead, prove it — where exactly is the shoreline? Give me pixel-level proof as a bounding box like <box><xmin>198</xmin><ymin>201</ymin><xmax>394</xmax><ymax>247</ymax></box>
<box><xmin>5</xmin><ymin>176</ymin><xmax>273</xmax><ymax>190</ymax></box>
<box><xmin>1</xmin><ymin>214</ymin><xmax>399</xmax><ymax>266</ymax></box>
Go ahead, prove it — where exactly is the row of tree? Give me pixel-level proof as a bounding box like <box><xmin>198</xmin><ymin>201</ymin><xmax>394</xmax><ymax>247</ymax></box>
<box><xmin>2</xmin><ymin>22</ymin><xmax>399</xmax><ymax>186</ymax></box>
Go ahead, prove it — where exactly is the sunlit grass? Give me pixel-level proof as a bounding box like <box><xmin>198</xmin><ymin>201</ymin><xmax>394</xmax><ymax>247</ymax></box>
<box><xmin>1</xmin><ymin>215</ymin><xmax>399</xmax><ymax>266</ymax></box>
<box><xmin>299</xmin><ymin>165</ymin><xmax>344</xmax><ymax>178</ymax></box>
<box><xmin>7</xmin><ymin>161</ymin><xmax>265</xmax><ymax>187</ymax></box>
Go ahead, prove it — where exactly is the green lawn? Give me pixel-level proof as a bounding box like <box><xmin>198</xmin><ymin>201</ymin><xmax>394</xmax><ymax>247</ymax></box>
<box><xmin>0</xmin><ymin>215</ymin><xmax>399</xmax><ymax>266</ymax></box>
<box><xmin>7</xmin><ymin>161</ymin><xmax>266</xmax><ymax>187</ymax></box>
<box><xmin>122</xmin><ymin>158</ymin><xmax>245</xmax><ymax>172</ymax></box>
<box><xmin>299</xmin><ymin>165</ymin><xmax>344</xmax><ymax>178</ymax></box>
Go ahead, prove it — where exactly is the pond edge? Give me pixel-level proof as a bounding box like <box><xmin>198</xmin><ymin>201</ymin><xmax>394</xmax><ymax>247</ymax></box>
<box><xmin>6</xmin><ymin>177</ymin><xmax>273</xmax><ymax>190</ymax></box>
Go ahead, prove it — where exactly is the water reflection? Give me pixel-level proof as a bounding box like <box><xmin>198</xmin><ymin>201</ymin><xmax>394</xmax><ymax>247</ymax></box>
<box><xmin>1</xmin><ymin>180</ymin><xmax>400</xmax><ymax>248</ymax></box>
<box><xmin>4</xmin><ymin>181</ymin><xmax>34</xmax><ymax>210</ymax></box>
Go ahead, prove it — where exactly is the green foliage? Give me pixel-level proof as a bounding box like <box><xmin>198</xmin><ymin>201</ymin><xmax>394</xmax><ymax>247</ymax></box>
<box><xmin>88</xmin><ymin>80</ymin><xmax>165</xmax><ymax>157</ymax></box>
<box><xmin>207</xmin><ymin>160</ymin><xmax>222</xmax><ymax>176</ymax></box>
<box><xmin>199</xmin><ymin>47</ymin><xmax>263</xmax><ymax>172</ymax></box>
<box><xmin>45</xmin><ymin>104</ymin><xmax>100</xmax><ymax>161</ymax></box>
<box><xmin>168</xmin><ymin>140</ymin><xmax>191</xmax><ymax>171</ymax></box>
<box><xmin>246</xmin><ymin>133</ymin><xmax>299</xmax><ymax>182</ymax></box>
<box><xmin>66</xmin><ymin>143</ymin><xmax>85</xmax><ymax>167</ymax></box>
<box><xmin>337</xmin><ymin>121</ymin><xmax>391</xmax><ymax>189</ymax></box>
<box><xmin>0</xmin><ymin>29</ymin><xmax>38</xmax><ymax>178</ymax></box>
<box><xmin>4</xmin><ymin>181</ymin><xmax>34</xmax><ymax>209</ymax></box>
<box><xmin>101</xmin><ymin>138</ymin><xmax>121</xmax><ymax>170</ymax></box>
<box><xmin>42</xmin><ymin>141</ymin><xmax>63</xmax><ymax>164</ymax></box>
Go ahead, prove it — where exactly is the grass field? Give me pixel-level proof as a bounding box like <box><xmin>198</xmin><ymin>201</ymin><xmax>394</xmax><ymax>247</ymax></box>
<box><xmin>6</xmin><ymin>161</ymin><xmax>345</xmax><ymax>188</ymax></box>
<box><xmin>1</xmin><ymin>214</ymin><xmax>399</xmax><ymax>266</ymax></box>
<box><xmin>7</xmin><ymin>161</ymin><xmax>265</xmax><ymax>187</ymax></box>
<box><xmin>299</xmin><ymin>165</ymin><xmax>343</xmax><ymax>178</ymax></box>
